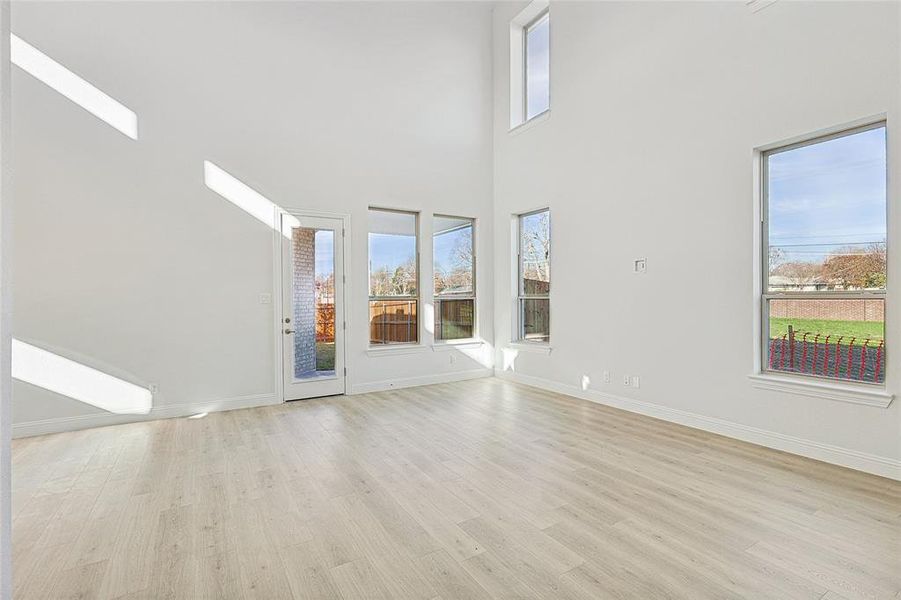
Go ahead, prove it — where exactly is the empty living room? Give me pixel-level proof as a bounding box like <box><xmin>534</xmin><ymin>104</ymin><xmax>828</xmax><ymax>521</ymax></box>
<box><xmin>0</xmin><ymin>0</ymin><xmax>898</xmax><ymax>598</ymax></box>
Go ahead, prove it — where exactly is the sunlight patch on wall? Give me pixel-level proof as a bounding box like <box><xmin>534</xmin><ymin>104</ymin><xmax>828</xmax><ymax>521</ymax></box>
<box><xmin>203</xmin><ymin>160</ymin><xmax>298</xmax><ymax>236</ymax></box>
<box><xmin>502</xmin><ymin>347</ymin><xmax>519</xmax><ymax>371</ymax></box>
<box><xmin>459</xmin><ymin>342</ymin><xmax>494</xmax><ymax>369</ymax></box>
<box><xmin>424</xmin><ymin>302</ymin><xmax>435</xmax><ymax>335</ymax></box>
<box><xmin>10</xmin><ymin>33</ymin><xmax>138</xmax><ymax>140</ymax></box>
<box><xmin>11</xmin><ymin>339</ymin><xmax>152</xmax><ymax>414</ymax></box>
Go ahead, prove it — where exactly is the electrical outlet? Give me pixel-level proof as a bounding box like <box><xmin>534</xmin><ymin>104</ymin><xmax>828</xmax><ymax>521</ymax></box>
<box><xmin>631</xmin><ymin>376</ymin><xmax>640</xmax><ymax>388</ymax></box>
<box><xmin>449</xmin><ymin>354</ymin><xmax>456</xmax><ymax>364</ymax></box>
<box><xmin>603</xmin><ymin>370</ymin><xmax>611</xmax><ymax>384</ymax></box>
<box><xmin>258</xmin><ymin>293</ymin><xmax>272</xmax><ymax>304</ymax></box>
<box><xmin>149</xmin><ymin>383</ymin><xmax>159</xmax><ymax>395</ymax></box>
<box><xmin>623</xmin><ymin>374</ymin><xmax>631</xmax><ymax>386</ymax></box>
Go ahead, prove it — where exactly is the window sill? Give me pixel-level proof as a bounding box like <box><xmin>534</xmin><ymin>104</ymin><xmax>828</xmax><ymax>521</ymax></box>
<box><xmin>509</xmin><ymin>110</ymin><xmax>549</xmax><ymax>136</ymax></box>
<box><xmin>747</xmin><ymin>373</ymin><xmax>893</xmax><ymax>408</ymax></box>
<box><xmin>431</xmin><ymin>339</ymin><xmax>484</xmax><ymax>352</ymax></box>
<box><xmin>367</xmin><ymin>345</ymin><xmax>427</xmax><ymax>358</ymax></box>
<box><xmin>507</xmin><ymin>342</ymin><xmax>552</xmax><ymax>355</ymax></box>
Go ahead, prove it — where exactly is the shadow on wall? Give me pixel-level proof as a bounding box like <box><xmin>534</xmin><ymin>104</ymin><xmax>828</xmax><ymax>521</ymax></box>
<box><xmin>11</xmin><ymin>339</ymin><xmax>153</xmax><ymax>415</ymax></box>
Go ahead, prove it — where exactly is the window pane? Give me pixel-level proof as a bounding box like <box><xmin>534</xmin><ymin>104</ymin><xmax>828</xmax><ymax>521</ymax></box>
<box><xmin>434</xmin><ymin>216</ymin><xmax>473</xmax><ymax>296</ymax></box>
<box><xmin>369</xmin><ymin>209</ymin><xmax>417</xmax><ymax>297</ymax></box>
<box><xmin>370</xmin><ymin>300</ymin><xmax>418</xmax><ymax>345</ymax></box>
<box><xmin>525</xmin><ymin>13</ymin><xmax>549</xmax><ymax>120</ymax></box>
<box><xmin>435</xmin><ymin>298</ymin><xmax>474</xmax><ymax>341</ymax></box>
<box><xmin>291</xmin><ymin>227</ymin><xmax>336</xmax><ymax>379</ymax></box>
<box><xmin>521</xmin><ymin>298</ymin><xmax>549</xmax><ymax>342</ymax></box>
<box><xmin>314</xmin><ymin>230</ymin><xmax>336</xmax><ymax>373</ymax></box>
<box><xmin>766</xmin><ymin>298</ymin><xmax>885</xmax><ymax>384</ymax></box>
<box><xmin>767</xmin><ymin>126</ymin><xmax>886</xmax><ymax>292</ymax></box>
<box><xmin>520</xmin><ymin>210</ymin><xmax>550</xmax><ymax>295</ymax></box>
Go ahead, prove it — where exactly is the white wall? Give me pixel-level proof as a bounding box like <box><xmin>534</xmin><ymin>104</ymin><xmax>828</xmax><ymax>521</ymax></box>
<box><xmin>0</xmin><ymin>1</ymin><xmax>12</xmax><ymax>594</ymax></box>
<box><xmin>11</xmin><ymin>1</ymin><xmax>494</xmax><ymax>433</ymax></box>
<box><xmin>492</xmin><ymin>1</ymin><xmax>901</xmax><ymax>476</ymax></box>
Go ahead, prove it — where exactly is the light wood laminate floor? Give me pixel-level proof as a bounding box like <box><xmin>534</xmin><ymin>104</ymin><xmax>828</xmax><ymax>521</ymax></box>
<box><xmin>11</xmin><ymin>378</ymin><xmax>901</xmax><ymax>599</ymax></box>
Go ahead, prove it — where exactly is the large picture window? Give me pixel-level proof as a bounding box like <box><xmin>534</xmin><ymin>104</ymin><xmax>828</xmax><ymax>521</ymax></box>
<box><xmin>762</xmin><ymin>123</ymin><xmax>887</xmax><ymax>384</ymax></box>
<box><xmin>369</xmin><ymin>209</ymin><xmax>419</xmax><ymax>345</ymax></box>
<box><xmin>433</xmin><ymin>216</ymin><xmax>475</xmax><ymax>341</ymax></box>
<box><xmin>518</xmin><ymin>209</ymin><xmax>550</xmax><ymax>343</ymax></box>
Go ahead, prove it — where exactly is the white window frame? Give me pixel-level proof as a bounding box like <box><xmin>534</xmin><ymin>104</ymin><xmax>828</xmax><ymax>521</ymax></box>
<box><xmin>516</xmin><ymin>208</ymin><xmax>550</xmax><ymax>344</ymax></box>
<box><xmin>751</xmin><ymin>119</ymin><xmax>893</xmax><ymax>407</ymax></box>
<box><xmin>433</xmin><ymin>215</ymin><xmax>477</xmax><ymax>343</ymax></box>
<box><xmin>368</xmin><ymin>208</ymin><xmax>420</xmax><ymax>347</ymax></box>
<box><xmin>509</xmin><ymin>0</ymin><xmax>550</xmax><ymax>130</ymax></box>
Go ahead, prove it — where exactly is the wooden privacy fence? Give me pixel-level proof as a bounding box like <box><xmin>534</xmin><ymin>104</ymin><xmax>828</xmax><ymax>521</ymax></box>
<box><xmin>316</xmin><ymin>304</ymin><xmax>335</xmax><ymax>342</ymax></box>
<box><xmin>435</xmin><ymin>298</ymin><xmax>474</xmax><ymax>340</ymax></box>
<box><xmin>768</xmin><ymin>327</ymin><xmax>885</xmax><ymax>383</ymax></box>
<box><xmin>370</xmin><ymin>300</ymin><xmax>417</xmax><ymax>344</ymax></box>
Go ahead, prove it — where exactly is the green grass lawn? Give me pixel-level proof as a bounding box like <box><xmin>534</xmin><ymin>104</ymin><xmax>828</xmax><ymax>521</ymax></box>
<box><xmin>315</xmin><ymin>341</ymin><xmax>336</xmax><ymax>372</ymax></box>
<box><xmin>769</xmin><ymin>317</ymin><xmax>884</xmax><ymax>342</ymax></box>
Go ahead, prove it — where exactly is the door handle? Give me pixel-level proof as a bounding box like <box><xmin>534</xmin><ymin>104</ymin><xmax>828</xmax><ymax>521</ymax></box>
<box><xmin>284</xmin><ymin>328</ymin><xmax>295</xmax><ymax>334</ymax></box>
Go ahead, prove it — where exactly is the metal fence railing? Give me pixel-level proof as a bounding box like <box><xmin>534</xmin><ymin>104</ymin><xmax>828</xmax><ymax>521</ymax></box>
<box><xmin>768</xmin><ymin>327</ymin><xmax>885</xmax><ymax>383</ymax></box>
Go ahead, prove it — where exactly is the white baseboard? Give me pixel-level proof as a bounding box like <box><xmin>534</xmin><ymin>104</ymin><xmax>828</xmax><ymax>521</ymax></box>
<box><xmin>12</xmin><ymin>393</ymin><xmax>281</xmax><ymax>438</ymax></box>
<box><xmin>497</xmin><ymin>370</ymin><xmax>901</xmax><ymax>481</ymax></box>
<box><xmin>349</xmin><ymin>368</ymin><xmax>492</xmax><ymax>395</ymax></box>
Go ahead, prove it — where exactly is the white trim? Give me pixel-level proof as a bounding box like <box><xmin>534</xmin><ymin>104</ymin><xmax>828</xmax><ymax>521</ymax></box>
<box><xmin>509</xmin><ymin>109</ymin><xmax>550</xmax><ymax>136</ymax></box>
<box><xmin>754</xmin><ymin>114</ymin><xmax>887</xmax><ymax>152</ymax></box>
<box><xmin>747</xmin><ymin>373</ymin><xmax>893</xmax><ymax>408</ymax></box>
<box><xmin>506</xmin><ymin>342</ymin><xmax>552</xmax><ymax>355</ymax></box>
<box><xmin>498</xmin><ymin>371</ymin><xmax>901</xmax><ymax>481</ymax></box>
<box><xmin>366</xmin><ymin>344</ymin><xmax>428</xmax><ymax>358</ymax></box>
<box><xmin>509</xmin><ymin>0</ymin><xmax>550</xmax><ymax>129</ymax></box>
<box><xmin>431</xmin><ymin>340</ymin><xmax>484</xmax><ymax>352</ymax></box>
<box><xmin>12</xmin><ymin>393</ymin><xmax>280</xmax><ymax>438</ymax></box>
<box><xmin>349</xmin><ymin>368</ymin><xmax>491</xmax><ymax>395</ymax></box>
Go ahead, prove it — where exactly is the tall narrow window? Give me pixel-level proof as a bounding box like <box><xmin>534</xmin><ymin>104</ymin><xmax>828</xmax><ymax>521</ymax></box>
<box><xmin>524</xmin><ymin>10</ymin><xmax>550</xmax><ymax>121</ymax></box>
<box><xmin>518</xmin><ymin>209</ymin><xmax>550</xmax><ymax>342</ymax></box>
<box><xmin>510</xmin><ymin>0</ymin><xmax>549</xmax><ymax>128</ymax></box>
<box><xmin>369</xmin><ymin>209</ymin><xmax>419</xmax><ymax>345</ymax></box>
<box><xmin>433</xmin><ymin>216</ymin><xmax>475</xmax><ymax>341</ymax></box>
<box><xmin>762</xmin><ymin>123</ymin><xmax>887</xmax><ymax>384</ymax></box>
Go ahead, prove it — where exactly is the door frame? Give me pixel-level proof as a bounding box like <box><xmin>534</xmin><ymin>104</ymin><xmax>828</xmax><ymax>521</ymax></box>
<box><xmin>272</xmin><ymin>208</ymin><xmax>351</xmax><ymax>403</ymax></box>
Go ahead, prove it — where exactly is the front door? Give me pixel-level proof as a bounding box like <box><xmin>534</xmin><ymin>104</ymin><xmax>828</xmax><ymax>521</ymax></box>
<box><xmin>281</xmin><ymin>214</ymin><xmax>345</xmax><ymax>400</ymax></box>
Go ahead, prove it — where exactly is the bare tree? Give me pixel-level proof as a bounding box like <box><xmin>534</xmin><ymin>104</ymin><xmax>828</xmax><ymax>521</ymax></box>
<box><xmin>370</xmin><ymin>259</ymin><xmax>417</xmax><ymax>296</ymax></box>
<box><xmin>774</xmin><ymin>261</ymin><xmax>823</xmax><ymax>288</ymax></box>
<box><xmin>434</xmin><ymin>227</ymin><xmax>473</xmax><ymax>295</ymax></box>
<box><xmin>522</xmin><ymin>212</ymin><xmax>550</xmax><ymax>291</ymax></box>
<box><xmin>768</xmin><ymin>246</ymin><xmax>785</xmax><ymax>274</ymax></box>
